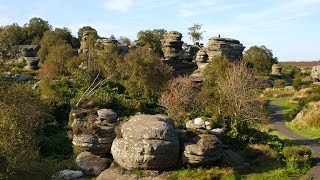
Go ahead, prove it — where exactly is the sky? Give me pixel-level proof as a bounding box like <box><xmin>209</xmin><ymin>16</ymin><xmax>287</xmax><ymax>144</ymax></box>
<box><xmin>0</xmin><ymin>0</ymin><xmax>319</xmax><ymax>61</ymax></box>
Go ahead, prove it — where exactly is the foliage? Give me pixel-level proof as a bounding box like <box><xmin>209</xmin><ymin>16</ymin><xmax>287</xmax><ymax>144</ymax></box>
<box><xmin>274</xmin><ymin>79</ymin><xmax>286</xmax><ymax>88</ymax></box>
<box><xmin>38</xmin><ymin>28</ymin><xmax>74</xmax><ymax>62</ymax></box>
<box><xmin>136</xmin><ymin>29</ymin><xmax>167</xmax><ymax>55</ymax></box>
<box><xmin>216</xmin><ymin>62</ymin><xmax>264</xmax><ymax>125</ymax></box>
<box><xmin>23</xmin><ymin>17</ymin><xmax>52</xmax><ymax>44</ymax></box>
<box><xmin>293</xmin><ymin>75</ymin><xmax>303</xmax><ymax>90</ymax></box>
<box><xmin>120</xmin><ymin>46</ymin><xmax>173</xmax><ymax>98</ymax></box>
<box><xmin>0</xmin><ymin>80</ymin><xmax>53</xmax><ymax>178</ymax></box>
<box><xmin>187</xmin><ymin>23</ymin><xmax>205</xmax><ymax>45</ymax></box>
<box><xmin>282</xmin><ymin>146</ymin><xmax>312</xmax><ymax>173</ymax></box>
<box><xmin>159</xmin><ymin>76</ymin><xmax>202</xmax><ymax>122</ymax></box>
<box><xmin>243</xmin><ymin>45</ymin><xmax>277</xmax><ymax>74</ymax></box>
<box><xmin>202</xmin><ymin>55</ymin><xmax>231</xmax><ymax>87</ymax></box>
<box><xmin>0</xmin><ymin>23</ymin><xmax>25</xmax><ymax>60</ymax></box>
<box><xmin>77</xmin><ymin>26</ymin><xmax>98</xmax><ymax>40</ymax></box>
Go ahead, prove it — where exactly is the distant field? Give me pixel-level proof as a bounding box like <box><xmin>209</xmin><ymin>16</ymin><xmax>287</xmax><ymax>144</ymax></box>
<box><xmin>279</xmin><ymin>61</ymin><xmax>320</xmax><ymax>68</ymax></box>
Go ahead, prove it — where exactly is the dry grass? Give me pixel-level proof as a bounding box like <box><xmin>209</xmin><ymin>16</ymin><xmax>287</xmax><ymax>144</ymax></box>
<box><xmin>279</xmin><ymin>61</ymin><xmax>320</xmax><ymax>68</ymax></box>
<box><xmin>291</xmin><ymin>101</ymin><xmax>320</xmax><ymax>130</ymax></box>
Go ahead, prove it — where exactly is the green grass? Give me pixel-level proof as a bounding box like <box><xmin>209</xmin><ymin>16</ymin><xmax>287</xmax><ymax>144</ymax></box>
<box><xmin>168</xmin><ymin>167</ymin><xmax>239</xmax><ymax>180</ymax></box>
<box><xmin>285</xmin><ymin>122</ymin><xmax>320</xmax><ymax>140</ymax></box>
<box><xmin>269</xmin><ymin>97</ymin><xmax>299</xmax><ymax>120</ymax></box>
<box><xmin>244</xmin><ymin>169</ymin><xmax>293</xmax><ymax>180</ymax></box>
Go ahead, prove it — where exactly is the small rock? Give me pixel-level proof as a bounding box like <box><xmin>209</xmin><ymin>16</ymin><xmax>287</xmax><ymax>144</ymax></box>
<box><xmin>186</xmin><ymin>120</ymin><xmax>202</xmax><ymax>130</ymax></box>
<box><xmin>53</xmin><ymin>170</ymin><xmax>83</xmax><ymax>180</ymax></box>
<box><xmin>76</xmin><ymin>152</ymin><xmax>112</xmax><ymax>176</ymax></box>
<box><xmin>210</xmin><ymin>128</ymin><xmax>225</xmax><ymax>135</ymax></box>
<box><xmin>97</xmin><ymin>109</ymin><xmax>117</xmax><ymax>121</ymax></box>
<box><xmin>205</xmin><ymin>121</ymin><xmax>212</xmax><ymax>130</ymax></box>
<box><xmin>193</xmin><ymin>117</ymin><xmax>205</xmax><ymax>126</ymax></box>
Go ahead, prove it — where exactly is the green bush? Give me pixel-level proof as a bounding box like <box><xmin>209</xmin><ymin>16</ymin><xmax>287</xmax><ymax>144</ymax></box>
<box><xmin>282</xmin><ymin>146</ymin><xmax>312</xmax><ymax>173</ymax></box>
<box><xmin>293</xmin><ymin>75</ymin><xmax>303</xmax><ymax>90</ymax></box>
<box><xmin>274</xmin><ymin>79</ymin><xmax>286</xmax><ymax>88</ymax></box>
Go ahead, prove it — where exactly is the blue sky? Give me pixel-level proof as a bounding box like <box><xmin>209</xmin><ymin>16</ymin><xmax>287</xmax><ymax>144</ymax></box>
<box><xmin>0</xmin><ymin>0</ymin><xmax>319</xmax><ymax>61</ymax></box>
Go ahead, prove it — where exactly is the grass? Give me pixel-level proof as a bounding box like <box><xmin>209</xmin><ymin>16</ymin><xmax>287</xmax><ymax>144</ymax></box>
<box><xmin>285</xmin><ymin>122</ymin><xmax>320</xmax><ymax>140</ymax></box>
<box><xmin>168</xmin><ymin>167</ymin><xmax>239</xmax><ymax>180</ymax></box>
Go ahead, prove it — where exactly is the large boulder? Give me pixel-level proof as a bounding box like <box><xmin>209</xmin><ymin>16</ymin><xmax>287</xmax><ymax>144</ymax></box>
<box><xmin>97</xmin><ymin>109</ymin><xmax>117</xmax><ymax>121</ymax></box>
<box><xmin>111</xmin><ymin>114</ymin><xmax>180</xmax><ymax>170</ymax></box>
<box><xmin>76</xmin><ymin>152</ymin><xmax>112</xmax><ymax>176</ymax></box>
<box><xmin>183</xmin><ymin>134</ymin><xmax>222</xmax><ymax>165</ymax></box>
<box><xmin>311</xmin><ymin>66</ymin><xmax>320</xmax><ymax>82</ymax></box>
<box><xmin>161</xmin><ymin>31</ymin><xmax>183</xmax><ymax>60</ymax></box>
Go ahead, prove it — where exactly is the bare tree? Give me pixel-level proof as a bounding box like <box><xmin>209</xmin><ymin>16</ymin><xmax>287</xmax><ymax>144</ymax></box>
<box><xmin>216</xmin><ymin>62</ymin><xmax>265</xmax><ymax>124</ymax></box>
<box><xmin>187</xmin><ymin>24</ymin><xmax>205</xmax><ymax>45</ymax></box>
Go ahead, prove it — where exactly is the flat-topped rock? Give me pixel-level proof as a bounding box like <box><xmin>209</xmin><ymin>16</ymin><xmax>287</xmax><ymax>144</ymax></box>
<box><xmin>161</xmin><ymin>31</ymin><xmax>183</xmax><ymax>60</ymax></box>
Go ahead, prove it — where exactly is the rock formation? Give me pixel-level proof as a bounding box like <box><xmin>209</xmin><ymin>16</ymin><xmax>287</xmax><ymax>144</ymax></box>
<box><xmin>76</xmin><ymin>152</ymin><xmax>112</xmax><ymax>176</ymax></box>
<box><xmin>78</xmin><ymin>31</ymin><xmax>91</xmax><ymax>54</ymax></box>
<box><xmin>17</xmin><ymin>45</ymin><xmax>40</xmax><ymax>70</ymax></box>
<box><xmin>311</xmin><ymin>66</ymin><xmax>320</xmax><ymax>82</ymax></box>
<box><xmin>271</xmin><ymin>64</ymin><xmax>282</xmax><ymax>76</ymax></box>
<box><xmin>206</xmin><ymin>37</ymin><xmax>245</xmax><ymax>62</ymax></box>
<box><xmin>161</xmin><ymin>31</ymin><xmax>183</xmax><ymax>60</ymax></box>
<box><xmin>71</xmin><ymin>109</ymin><xmax>117</xmax><ymax>156</ymax></box>
<box><xmin>95</xmin><ymin>38</ymin><xmax>118</xmax><ymax>51</ymax></box>
<box><xmin>111</xmin><ymin>114</ymin><xmax>180</xmax><ymax>170</ymax></box>
<box><xmin>183</xmin><ymin>134</ymin><xmax>222</xmax><ymax>165</ymax></box>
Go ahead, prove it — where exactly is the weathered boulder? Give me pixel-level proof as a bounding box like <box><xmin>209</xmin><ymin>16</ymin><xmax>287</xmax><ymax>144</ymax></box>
<box><xmin>183</xmin><ymin>134</ymin><xmax>222</xmax><ymax>165</ymax></box>
<box><xmin>97</xmin><ymin>168</ymin><xmax>138</xmax><ymax>180</ymax></box>
<box><xmin>111</xmin><ymin>114</ymin><xmax>180</xmax><ymax>170</ymax></box>
<box><xmin>161</xmin><ymin>31</ymin><xmax>183</xmax><ymax>60</ymax></box>
<box><xmin>311</xmin><ymin>66</ymin><xmax>320</xmax><ymax>82</ymax></box>
<box><xmin>76</xmin><ymin>152</ymin><xmax>112</xmax><ymax>176</ymax></box>
<box><xmin>195</xmin><ymin>47</ymin><xmax>208</xmax><ymax>63</ymax></box>
<box><xmin>271</xmin><ymin>64</ymin><xmax>282</xmax><ymax>76</ymax></box>
<box><xmin>206</xmin><ymin>37</ymin><xmax>245</xmax><ymax>62</ymax></box>
<box><xmin>71</xmin><ymin>118</ymin><xmax>116</xmax><ymax>155</ymax></box>
<box><xmin>97</xmin><ymin>109</ymin><xmax>117</xmax><ymax>121</ymax></box>
<box><xmin>53</xmin><ymin>170</ymin><xmax>84</xmax><ymax>180</ymax></box>
<box><xmin>24</xmin><ymin>57</ymin><xmax>40</xmax><ymax>70</ymax></box>
<box><xmin>18</xmin><ymin>45</ymin><xmax>39</xmax><ymax>57</ymax></box>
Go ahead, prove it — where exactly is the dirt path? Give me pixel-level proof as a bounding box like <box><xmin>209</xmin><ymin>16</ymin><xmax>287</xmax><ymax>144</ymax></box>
<box><xmin>270</xmin><ymin>104</ymin><xmax>320</xmax><ymax>179</ymax></box>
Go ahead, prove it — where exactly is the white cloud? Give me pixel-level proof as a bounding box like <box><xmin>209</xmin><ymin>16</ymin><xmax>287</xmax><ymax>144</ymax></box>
<box><xmin>103</xmin><ymin>0</ymin><xmax>133</xmax><ymax>13</ymax></box>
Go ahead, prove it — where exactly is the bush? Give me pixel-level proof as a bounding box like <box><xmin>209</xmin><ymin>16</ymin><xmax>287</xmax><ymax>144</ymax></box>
<box><xmin>293</xmin><ymin>75</ymin><xmax>303</xmax><ymax>90</ymax></box>
<box><xmin>282</xmin><ymin>146</ymin><xmax>312</xmax><ymax>173</ymax></box>
<box><xmin>274</xmin><ymin>79</ymin><xmax>286</xmax><ymax>88</ymax></box>
<box><xmin>243</xmin><ymin>144</ymin><xmax>278</xmax><ymax>164</ymax></box>
<box><xmin>159</xmin><ymin>76</ymin><xmax>201</xmax><ymax>122</ymax></box>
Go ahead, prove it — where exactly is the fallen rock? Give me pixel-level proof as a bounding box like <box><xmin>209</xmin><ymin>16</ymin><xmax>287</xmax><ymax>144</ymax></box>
<box><xmin>186</xmin><ymin>120</ymin><xmax>202</xmax><ymax>130</ymax></box>
<box><xmin>76</xmin><ymin>152</ymin><xmax>112</xmax><ymax>176</ymax></box>
<box><xmin>97</xmin><ymin>109</ymin><xmax>117</xmax><ymax>121</ymax></box>
<box><xmin>53</xmin><ymin>170</ymin><xmax>83</xmax><ymax>180</ymax></box>
<box><xmin>183</xmin><ymin>134</ymin><xmax>222</xmax><ymax>165</ymax></box>
<box><xmin>111</xmin><ymin>114</ymin><xmax>180</xmax><ymax>170</ymax></box>
<box><xmin>193</xmin><ymin>117</ymin><xmax>205</xmax><ymax>127</ymax></box>
<box><xmin>210</xmin><ymin>128</ymin><xmax>225</xmax><ymax>135</ymax></box>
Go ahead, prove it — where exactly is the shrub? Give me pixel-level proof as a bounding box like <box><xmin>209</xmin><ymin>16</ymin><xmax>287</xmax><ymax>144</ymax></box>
<box><xmin>274</xmin><ymin>79</ymin><xmax>286</xmax><ymax>88</ymax></box>
<box><xmin>293</xmin><ymin>75</ymin><xmax>303</xmax><ymax>90</ymax></box>
<box><xmin>120</xmin><ymin>46</ymin><xmax>173</xmax><ymax>98</ymax></box>
<box><xmin>159</xmin><ymin>76</ymin><xmax>202</xmax><ymax>122</ymax></box>
<box><xmin>282</xmin><ymin>146</ymin><xmax>312</xmax><ymax>173</ymax></box>
<box><xmin>243</xmin><ymin>144</ymin><xmax>277</xmax><ymax>164</ymax></box>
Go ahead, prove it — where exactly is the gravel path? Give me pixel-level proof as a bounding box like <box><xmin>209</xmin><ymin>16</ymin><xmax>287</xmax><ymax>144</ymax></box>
<box><xmin>270</xmin><ymin>104</ymin><xmax>320</xmax><ymax>179</ymax></box>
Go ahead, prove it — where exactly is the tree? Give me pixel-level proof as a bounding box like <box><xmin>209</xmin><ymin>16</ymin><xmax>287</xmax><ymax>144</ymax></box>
<box><xmin>0</xmin><ymin>80</ymin><xmax>52</xmax><ymax>178</ymax></box>
<box><xmin>216</xmin><ymin>62</ymin><xmax>264</xmax><ymax>125</ymax></box>
<box><xmin>39</xmin><ymin>43</ymin><xmax>74</xmax><ymax>80</ymax></box>
<box><xmin>136</xmin><ymin>29</ymin><xmax>167</xmax><ymax>56</ymax></box>
<box><xmin>0</xmin><ymin>23</ymin><xmax>25</xmax><ymax>60</ymax></box>
<box><xmin>38</xmin><ymin>28</ymin><xmax>73</xmax><ymax>62</ymax></box>
<box><xmin>120</xmin><ymin>46</ymin><xmax>173</xmax><ymax>98</ymax></box>
<box><xmin>23</xmin><ymin>17</ymin><xmax>52</xmax><ymax>44</ymax></box>
<box><xmin>159</xmin><ymin>76</ymin><xmax>201</xmax><ymax>121</ymax></box>
<box><xmin>188</xmin><ymin>24</ymin><xmax>205</xmax><ymax>45</ymax></box>
<box><xmin>77</xmin><ymin>26</ymin><xmax>98</xmax><ymax>41</ymax></box>
<box><xmin>243</xmin><ymin>45</ymin><xmax>277</xmax><ymax>74</ymax></box>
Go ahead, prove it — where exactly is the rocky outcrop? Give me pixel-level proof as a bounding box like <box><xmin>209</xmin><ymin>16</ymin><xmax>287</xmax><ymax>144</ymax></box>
<box><xmin>271</xmin><ymin>64</ymin><xmax>282</xmax><ymax>76</ymax></box>
<box><xmin>206</xmin><ymin>37</ymin><xmax>245</xmax><ymax>62</ymax></box>
<box><xmin>95</xmin><ymin>38</ymin><xmax>118</xmax><ymax>51</ymax></box>
<box><xmin>161</xmin><ymin>31</ymin><xmax>183</xmax><ymax>60</ymax></box>
<box><xmin>17</xmin><ymin>45</ymin><xmax>40</xmax><ymax>70</ymax></box>
<box><xmin>183</xmin><ymin>134</ymin><xmax>222</xmax><ymax>165</ymax></box>
<box><xmin>76</xmin><ymin>152</ymin><xmax>112</xmax><ymax>176</ymax></box>
<box><xmin>311</xmin><ymin>66</ymin><xmax>320</xmax><ymax>82</ymax></box>
<box><xmin>71</xmin><ymin>109</ymin><xmax>117</xmax><ymax>156</ymax></box>
<box><xmin>111</xmin><ymin>114</ymin><xmax>180</xmax><ymax>170</ymax></box>
<box><xmin>78</xmin><ymin>31</ymin><xmax>91</xmax><ymax>54</ymax></box>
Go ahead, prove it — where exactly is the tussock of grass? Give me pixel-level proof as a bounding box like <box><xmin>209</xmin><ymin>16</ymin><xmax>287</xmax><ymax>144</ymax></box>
<box><xmin>169</xmin><ymin>167</ymin><xmax>236</xmax><ymax>180</ymax></box>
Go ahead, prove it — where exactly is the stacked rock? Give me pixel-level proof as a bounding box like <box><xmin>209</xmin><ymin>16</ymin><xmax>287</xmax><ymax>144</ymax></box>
<box><xmin>111</xmin><ymin>114</ymin><xmax>180</xmax><ymax>170</ymax></box>
<box><xmin>161</xmin><ymin>31</ymin><xmax>184</xmax><ymax>60</ymax></box>
<box><xmin>271</xmin><ymin>64</ymin><xmax>282</xmax><ymax>76</ymax></box>
<box><xmin>311</xmin><ymin>66</ymin><xmax>320</xmax><ymax>82</ymax></box>
<box><xmin>17</xmin><ymin>45</ymin><xmax>40</xmax><ymax>70</ymax></box>
<box><xmin>78</xmin><ymin>31</ymin><xmax>91</xmax><ymax>54</ymax></box>
<box><xmin>206</xmin><ymin>37</ymin><xmax>245</xmax><ymax>62</ymax></box>
<box><xmin>70</xmin><ymin>108</ymin><xmax>117</xmax><ymax>176</ymax></box>
<box><xmin>195</xmin><ymin>47</ymin><xmax>208</xmax><ymax>63</ymax></box>
<box><xmin>183</xmin><ymin>134</ymin><xmax>222</xmax><ymax>165</ymax></box>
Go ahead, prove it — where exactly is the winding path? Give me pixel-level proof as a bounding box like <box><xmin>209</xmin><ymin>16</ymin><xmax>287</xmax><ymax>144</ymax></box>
<box><xmin>270</xmin><ymin>104</ymin><xmax>320</xmax><ymax>179</ymax></box>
